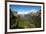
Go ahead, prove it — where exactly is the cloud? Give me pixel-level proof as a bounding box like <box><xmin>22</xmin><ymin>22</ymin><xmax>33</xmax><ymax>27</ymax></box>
<box><xmin>17</xmin><ymin>9</ymin><xmax>37</xmax><ymax>14</ymax></box>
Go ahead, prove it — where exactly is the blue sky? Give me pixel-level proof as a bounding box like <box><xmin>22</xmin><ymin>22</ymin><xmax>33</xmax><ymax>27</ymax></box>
<box><xmin>10</xmin><ymin>4</ymin><xmax>41</xmax><ymax>12</ymax></box>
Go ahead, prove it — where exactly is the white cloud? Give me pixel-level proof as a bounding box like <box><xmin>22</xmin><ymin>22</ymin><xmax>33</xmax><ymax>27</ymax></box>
<box><xmin>17</xmin><ymin>9</ymin><xmax>37</xmax><ymax>14</ymax></box>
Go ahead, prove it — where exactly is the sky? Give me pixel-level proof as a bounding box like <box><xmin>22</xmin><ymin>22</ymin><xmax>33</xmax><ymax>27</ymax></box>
<box><xmin>10</xmin><ymin>4</ymin><xmax>41</xmax><ymax>14</ymax></box>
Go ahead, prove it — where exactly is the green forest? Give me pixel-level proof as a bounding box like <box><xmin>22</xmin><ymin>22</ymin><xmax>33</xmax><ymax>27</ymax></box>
<box><xmin>10</xmin><ymin>9</ymin><xmax>41</xmax><ymax>29</ymax></box>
